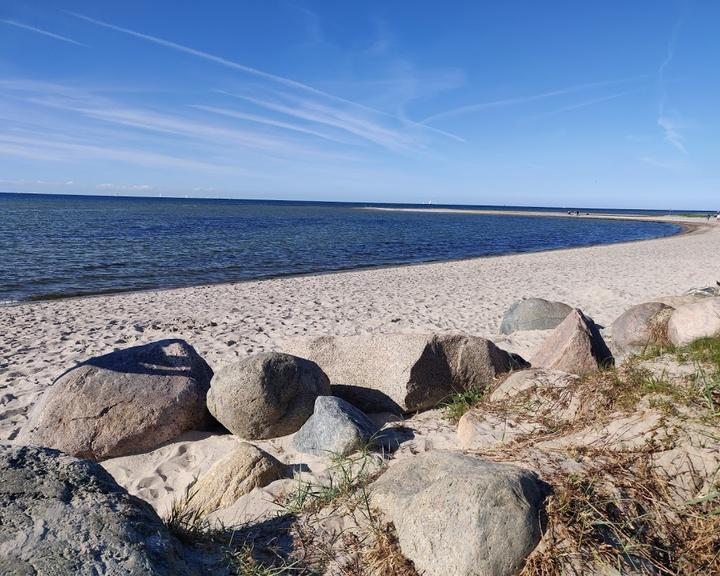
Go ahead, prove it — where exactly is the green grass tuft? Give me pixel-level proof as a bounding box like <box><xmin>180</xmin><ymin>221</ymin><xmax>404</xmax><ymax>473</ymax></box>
<box><xmin>440</xmin><ymin>386</ymin><xmax>487</xmax><ymax>422</ymax></box>
<box><xmin>281</xmin><ymin>449</ymin><xmax>382</xmax><ymax>516</ymax></box>
<box><xmin>677</xmin><ymin>337</ymin><xmax>720</xmax><ymax>371</ymax></box>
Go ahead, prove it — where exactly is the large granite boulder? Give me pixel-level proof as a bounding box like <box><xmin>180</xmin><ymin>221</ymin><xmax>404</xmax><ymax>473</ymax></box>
<box><xmin>667</xmin><ymin>297</ymin><xmax>720</xmax><ymax>347</ymax></box>
<box><xmin>611</xmin><ymin>302</ymin><xmax>674</xmax><ymax>354</ymax></box>
<box><xmin>532</xmin><ymin>309</ymin><xmax>612</xmax><ymax>375</ymax></box>
<box><xmin>188</xmin><ymin>443</ymin><xmax>287</xmax><ymax>515</ymax></box>
<box><xmin>19</xmin><ymin>339</ymin><xmax>214</xmax><ymax>460</ymax></box>
<box><xmin>293</xmin><ymin>396</ymin><xmax>380</xmax><ymax>456</ymax></box>
<box><xmin>0</xmin><ymin>445</ymin><xmax>195</xmax><ymax>576</ymax></box>
<box><xmin>499</xmin><ymin>298</ymin><xmax>573</xmax><ymax>334</ymax></box>
<box><xmin>207</xmin><ymin>352</ymin><xmax>330</xmax><ymax>440</ymax></box>
<box><xmin>370</xmin><ymin>451</ymin><xmax>547</xmax><ymax>576</ymax></box>
<box><xmin>284</xmin><ymin>334</ymin><xmax>520</xmax><ymax>414</ymax></box>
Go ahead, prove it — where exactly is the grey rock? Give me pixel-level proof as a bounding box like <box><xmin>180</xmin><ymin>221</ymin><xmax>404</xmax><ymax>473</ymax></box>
<box><xmin>499</xmin><ymin>298</ymin><xmax>573</xmax><ymax>334</ymax></box>
<box><xmin>667</xmin><ymin>297</ymin><xmax>720</xmax><ymax>347</ymax></box>
<box><xmin>293</xmin><ymin>396</ymin><xmax>380</xmax><ymax>456</ymax></box>
<box><xmin>284</xmin><ymin>334</ymin><xmax>521</xmax><ymax>414</ymax></box>
<box><xmin>0</xmin><ymin>445</ymin><xmax>195</xmax><ymax>576</ymax></box>
<box><xmin>19</xmin><ymin>339</ymin><xmax>214</xmax><ymax>460</ymax></box>
<box><xmin>532</xmin><ymin>309</ymin><xmax>613</xmax><ymax>375</ymax></box>
<box><xmin>370</xmin><ymin>451</ymin><xmax>547</xmax><ymax>576</ymax></box>
<box><xmin>207</xmin><ymin>352</ymin><xmax>330</xmax><ymax>440</ymax></box>
<box><xmin>610</xmin><ymin>302</ymin><xmax>674</xmax><ymax>354</ymax></box>
<box><xmin>684</xmin><ymin>285</ymin><xmax>720</xmax><ymax>298</ymax></box>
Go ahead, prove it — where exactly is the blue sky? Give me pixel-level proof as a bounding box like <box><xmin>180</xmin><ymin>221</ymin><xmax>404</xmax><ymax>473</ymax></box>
<box><xmin>1</xmin><ymin>1</ymin><xmax>718</xmax><ymax>209</ymax></box>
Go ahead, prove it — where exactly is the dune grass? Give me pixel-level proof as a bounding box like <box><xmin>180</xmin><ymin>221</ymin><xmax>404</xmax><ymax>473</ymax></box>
<box><xmin>279</xmin><ymin>449</ymin><xmax>418</xmax><ymax>576</ymax></box>
<box><xmin>521</xmin><ymin>455</ymin><xmax>720</xmax><ymax>576</ymax></box>
<box><xmin>439</xmin><ymin>386</ymin><xmax>488</xmax><ymax>422</ymax></box>
<box><xmin>165</xmin><ymin>485</ymin><xmax>303</xmax><ymax>575</ymax></box>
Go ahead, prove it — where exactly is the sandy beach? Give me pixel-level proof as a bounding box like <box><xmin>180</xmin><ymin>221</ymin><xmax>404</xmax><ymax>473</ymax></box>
<box><xmin>2</xmin><ymin>215</ymin><xmax>719</xmax><ymax>521</ymax></box>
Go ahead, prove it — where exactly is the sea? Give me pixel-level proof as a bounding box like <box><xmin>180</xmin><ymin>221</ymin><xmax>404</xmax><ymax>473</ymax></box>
<box><xmin>0</xmin><ymin>192</ymin><xmax>689</xmax><ymax>305</ymax></box>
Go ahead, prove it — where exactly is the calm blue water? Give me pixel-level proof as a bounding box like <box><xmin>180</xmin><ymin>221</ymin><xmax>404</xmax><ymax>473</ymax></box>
<box><xmin>0</xmin><ymin>192</ymin><xmax>684</xmax><ymax>304</ymax></box>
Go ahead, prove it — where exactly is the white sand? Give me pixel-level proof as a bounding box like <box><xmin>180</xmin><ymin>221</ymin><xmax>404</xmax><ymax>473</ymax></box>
<box><xmin>2</xmin><ymin>215</ymin><xmax>719</xmax><ymax>519</ymax></box>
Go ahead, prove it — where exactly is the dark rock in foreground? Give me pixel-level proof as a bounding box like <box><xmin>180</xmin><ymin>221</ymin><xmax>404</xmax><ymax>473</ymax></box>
<box><xmin>19</xmin><ymin>339</ymin><xmax>214</xmax><ymax>460</ymax></box>
<box><xmin>0</xmin><ymin>445</ymin><xmax>196</xmax><ymax>576</ymax></box>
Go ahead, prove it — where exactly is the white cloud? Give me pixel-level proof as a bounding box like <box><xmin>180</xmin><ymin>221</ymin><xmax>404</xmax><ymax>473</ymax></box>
<box><xmin>1</xmin><ymin>19</ymin><xmax>87</xmax><ymax>47</ymax></box>
<box><xmin>67</xmin><ymin>12</ymin><xmax>460</xmax><ymax>143</ymax></box>
<box><xmin>656</xmin><ymin>14</ymin><xmax>687</xmax><ymax>154</ymax></box>
<box><xmin>657</xmin><ymin>116</ymin><xmax>686</xmax><ymax>154</ymax></box>
<box><xmin>532</xmin><ymin>88</ymin><xmax>644</xmax><ymax>118</ymax></box>
<box><xmin>190</xmin><ymin>104</ymin><xmax>354</xmax><ymax>145</ymax></box>
<box><xmin>423</xmin><ymin>76</ymin><xmax>648</xmax><ymax>123</ymax></box>
<box><xmin>641</xmin><ymin>156</ymin><xmax>669</xmax><ymax>169</ymax></box>
<box><xmin>96</xmin><ymin>183</ymin><xmax>155</xmax><ymax>191</ymax></box>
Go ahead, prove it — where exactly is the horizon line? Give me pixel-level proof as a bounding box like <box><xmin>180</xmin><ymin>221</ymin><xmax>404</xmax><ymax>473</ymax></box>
<box><xmin>0</xmin><ymin>190</ymin><xmax>714</xmax><ymax>213</ymax></box>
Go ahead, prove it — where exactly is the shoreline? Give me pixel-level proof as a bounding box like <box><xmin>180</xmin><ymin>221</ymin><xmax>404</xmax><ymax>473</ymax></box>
<box><xmin>3</xmin><ymin>211</ymin><xmax>699</xmax><ymax>308</ymax></box>
<box><xmin>362</xmin><ymin>205</ymin><xmax>713</xmax><ymax>224</ymax></box>
<box><xmin>2</xmin><ymin>219</ymin><xmax>719</xmax><ymax>445</ymax></box>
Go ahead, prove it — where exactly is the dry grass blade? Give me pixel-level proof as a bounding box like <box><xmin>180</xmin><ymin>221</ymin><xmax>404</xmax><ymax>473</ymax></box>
<box><xmin>361</xmin><ymin>522</ymin><xmax>418</xmax><ymax>576</ymax></box>
<box><xmin>521</xmin><ymin>454</ymin><xmax>720</xmax><ymax>576</ymax></box>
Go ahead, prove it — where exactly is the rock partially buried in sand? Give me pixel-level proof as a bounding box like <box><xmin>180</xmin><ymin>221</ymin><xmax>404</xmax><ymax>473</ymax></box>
<box><xmin>0</xmin><ymin>445</ymin><xmax>195</xmax><ymax>576</ymax></box>
<box><xmin>611</xmin><ymin>302</ymin><xmax>674</xmax><ymax>355</ymax></box>
<box><xmin>458</xmin><ymin>369</ymin><xmax>581</xmax><ymax>448</ymax></box>
<box><xmin>188</xmin><ymin>442</ymin><xmax>287</xmax><ymax>515</ymax></box>
<box><xmin>19</xmin><ymin>339</ymin><xmax>214</xmax><ymax>460</ymax></box>
<box><xmin>293</xmin><ymin>396</ymin><xmax>380</xmax><ymax>456</ymax></box>
<box><xmin>499</xmin><ymin>297</ymin><xmax>573</xmax><ymax>334</ymax></box>
<box><xmin>667</xmin><ymin>297</ymin><xmax>720</xmax><ymax>347</ymax></box>
<box><xmin>284</xmin><ymin>334</ymin><xmax>521</xmax><ymax>414</ymax></box>
<box><xmin>371</xmin><ymin>451</ymin><xmax>547</xmax><ymax>576</ymax></box>
<box><xmin>684</xmin><ymin>285</ymin><xmax>720</xmax><ymax>298</ymax></box>
<box><xmin>489</xmin><ymin>368</ymin><xmax>580</xmax><ymax>402</ymax></box>
<box><xmin>654</xmin><ymin>286</ymin><xmax>719</xmax><ymax>309</ymax></box>
<box><xmin>207</xmin><ymin>352</ymin><xmax>330</xmax><ymax>440</ymax></box>
<box><xmin>457</xmin><ymin>411</ymin><xmax>545</xmax><ymax>449</ymax></box>
<box><xmin>532</xmin><ymin>309</ymin><xmax>612</xmax><ymax>375</ymax></box>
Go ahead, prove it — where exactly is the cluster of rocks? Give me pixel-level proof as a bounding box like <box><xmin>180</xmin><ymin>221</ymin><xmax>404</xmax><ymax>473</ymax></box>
<box><xmin>8</xmin><ymin>331</ymin><xmax>535</xmax><ymax>574</ymax></box>
<box><xmin>6</xmin><ymin>288</ymin><xmax>720</xmax><ymax>575</ymax></box>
